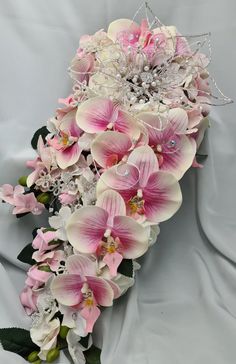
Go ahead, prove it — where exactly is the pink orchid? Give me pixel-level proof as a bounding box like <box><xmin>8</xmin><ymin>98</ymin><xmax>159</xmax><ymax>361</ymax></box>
<box><xmin>12</xmin><ymin>191</ymin><xmax>45</xmax><ymax>215</ymax></box>
<box><xmin>97</xmin><ymin>145</ymin><xmax>182</xmax><ymax>224</ymax></box>
<box><xmin>138</xmin><ymin>108</ymin><xmax>197</xmax><ymax>180</ymax></box>
<box><xmin>107</xmin><ymin>19</ymin><xmax>166</xmax><ymax>59</ymax></box>
<box><xmin>59</xmin><ymin>193</ymin><xmax>77</xmax><ymax>205</ymax></box>
<box><xmin>48</xmin><ymin>109</ymin><xmax>82</xmax><ymax>169</ymax></box>
<box><xmin>70</xmin><ymin>51</ymin><xmax>95</xmax><ymax>85</ymax></box>
<box><xmin>66</xmin><ymin>190</ymin><xmax>149</xmax><ymax>277</ymax></box>
<box><xmin>0</xmin><ymin>184</ymin><xmax>24</xmax><ymax>204</ymax></box>
<box><xmin>76</xmin><ymin>97</ymin><xmax>140</xmax><ymax>139</ymax></box>
<box><xmin>32</xmin><ymin>229</ymin><xmax>58</xmax><ymax>252</ymax></box>
<box><xmin>91</xmin><ymin>131</ymin><xmax>133</xmax><ymax>169</ymax></box>
<box><xmin>20</xmin><ymin>286</ymin><xmax>38</xmax><ymax>316</ymax></box>
<box><xmin>51</xmin><ymin>254</ymin><xmax>117</xmax><ymax>333</ymax></box>
<box><xmin>25</xmin><ymin>265</ymin><xmax>52</xmax><ymax>289</ymax></box>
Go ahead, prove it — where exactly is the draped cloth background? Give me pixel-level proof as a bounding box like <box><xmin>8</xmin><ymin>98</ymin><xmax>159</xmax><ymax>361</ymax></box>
<box><xmin>0</xmin><ymin>1</ymin><xmax>235</xmax><ymax>363</ymax></box>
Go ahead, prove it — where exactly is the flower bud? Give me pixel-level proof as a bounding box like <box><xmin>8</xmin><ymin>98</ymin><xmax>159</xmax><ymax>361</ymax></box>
<box><xmin>37</xmin><ymin>193</ymin><xmax>51</xmax><ymax>205</ymax></box>
<box><xmin>27</xmin><ymin>351</ymin><xmax>39</xmax><ymax>362</ymax></box>
<box><xmin>59</xmin><ymin>325</ymin><xmax>70</xmax><ymax>339</ymax></box>
<box><xmin>46</xmin><ymin>347</ymin><xmax>60</xmax><ymax>363</ymax></box>
<box><xmin>18</xmin><ymin>175</ymin><xmax>28</xmax><ymax>186</ymax></box>
<box><xmin>32</xmin><ymin>360</ymin><xmax>41</xmax><ymax>364</ymax></box>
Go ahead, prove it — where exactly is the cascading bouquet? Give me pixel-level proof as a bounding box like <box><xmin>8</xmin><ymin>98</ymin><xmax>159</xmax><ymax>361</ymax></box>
<box><xmin>0</xmin><ymin>3</ymin><xmax>231</xmax><ymax>364</ymax></box>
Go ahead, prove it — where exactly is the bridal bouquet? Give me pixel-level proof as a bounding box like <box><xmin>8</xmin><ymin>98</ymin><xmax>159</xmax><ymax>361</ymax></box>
<box><xmin>0</xmin><ymin>4</ymin><xmax>230</xmax><ymax>364</ymax></box>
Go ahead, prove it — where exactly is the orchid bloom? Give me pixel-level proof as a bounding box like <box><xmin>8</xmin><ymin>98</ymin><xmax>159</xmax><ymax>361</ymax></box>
<box><xmin>48</xmin><ymin>109</ymin><xmax>83</xmax><ymax>169</ymax></box>
<box><xmin>13</xmin><ymin>191</ymin><xmax>45</xmax><ymax>215</ymax></box>
<box><xmin>76</xmin><ymin>97</ymin><xmax>140</xmax><ymax>139</ymax></box>
<box><xmin>138</xmin><ymin>108</ymin><xmax>197</xmax><ymax>180</ymax></box>
<box><xmin>97</xmin><ymin>145</ymin><xmax>182</xmax><ymax>224</ymax></box>
<box><xmin>66</xmin><ymin>190</ymin><xmax>149</xmax><ymax>276</ymax></box>
<box><xmin>50</xmin><ymin>254</ymin><xmax>117</xmax><ymax>333</ymax></box>
<box><xmin>107</xmin><ymin>18</ymin><xmax>176</xmax><ymax>62</ymax></box>
<box><xmin>70</xmin><ymin>51</ymin><xmax>95</xmax><ymax>85</ymax></box>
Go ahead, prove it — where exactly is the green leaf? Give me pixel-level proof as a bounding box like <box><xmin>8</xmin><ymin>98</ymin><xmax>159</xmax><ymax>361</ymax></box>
<box><xmin>84</xmin><ymin>345</ymin><xmax>101</xmax><ymax>364</ymax></box>
<box><xmin>38</xmin><ymin>265</ymin><xmax>52</xmax><ymax>272</ymax></box>
<box><xmin>31</xmin><ymin>126</ymin><xmax>49</xmax><ymax>150</ymax></box>
<box><xmin>17</xmin><ymin>243</ymin><xmax>36</xmax><ymax>265</ymax></box>
<box><xmin>0</xmin><ymin>327</ymin><xmax>39</xmax><ymax>358</ymax></box>
<box><xmin>117</xmin><ymin>259</ymin><xmax>133</xmax><ymax>278</ymax></box>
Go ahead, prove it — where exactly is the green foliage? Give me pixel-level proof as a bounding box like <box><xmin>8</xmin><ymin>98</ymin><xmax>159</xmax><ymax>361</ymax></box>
<box><xmin>0</xmin><ymin>328</ymin><xmax>39</xmax><ymax>358</ymax></box>
<box><xmin>17</xmin><ymin>243</ymin><xmax>36</xmax><ymax>265</ymax></box>
<box><xmin>31</xmin><ymin>126</ymin><xmax>49</xmax><ymax>150</ymax></box>
<box><xmin>117</xmin><ymin>259</ymin><xmax>133</xmax><ymax>277</ymax></box>
<box><xmin>84</xmin><ymin>345</ymin><xmax>101</xmax><ymax>364</ymax></box>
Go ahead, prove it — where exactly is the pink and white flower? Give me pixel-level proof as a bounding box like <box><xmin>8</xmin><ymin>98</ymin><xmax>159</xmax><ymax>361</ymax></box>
<box><xmin>66</xmin><ymin>190</ymin><xmax>149</xmax><ymax>276</ymax></box>
<box><xmin>48</xmin><ymin>110</ymin><xmax>82</xmax><ymax>169</ymax></box>
<box><xmin>76</xmin><ymin>97</ymin><xmax>140</xmax><ymax>139</ymax></box>
<box><xmin>51</xmin><ymin>254</ymin><xmax>117</xmax><ymax>333</ymax></box>
<box><xmin>20</xmin><ymin>286</ymin><xmax>38</xmax><ymax>316</ymax></box>
<box><xmin>97</xmin><ymin>145</ymin><xmax>182</xmax><ymax>224</ymax></box>
<box><xmin>138</xmin><ymin>108</ymin><xmax>197</xmax><ymax>180</ymax></box>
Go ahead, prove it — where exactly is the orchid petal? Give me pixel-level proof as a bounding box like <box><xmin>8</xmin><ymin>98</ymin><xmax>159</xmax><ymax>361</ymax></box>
<box><xmin>168</xmin><ymin>108</ymin><xmax>188</xmax><ymax>134</ymax></box>
<box><xmin>96</xmin><ymin>163</ymin><xmax>139</xmax><ymax>201</ymax></box>
<box><xmin>143</xmin><ymin>171</ymin><xmax>182</xmax><ymax>223</ymax></box>
<box><xmin>103</xmin><ymin>251</ymin><xmax>123</xmax><ymax>277</ymax></box>
<box><xmin>91</xmin><ymin>131</ymin><xmax>132</xmax><ymax>168</ymax></box>
<box><xmin>51</xmin><ymin>274</ymin><xmax>83</xmax><ymax>306</ymax></box>
<box><xmin>160</xmin><ymin>135</ymin><xmax>196</xmax><ymax>180</ymax></box>
<box><xmin>86</xmin><ymin>276</ymin><xmax>114</xmax><ymax>306</ymax></box>
<box><xmin>76</xmin><ymin>97</ymin><xmax>118</xmax><ymax>133</ymax></box>
<box><xmin>112</xmin><ymin>215</ymin><xmax>149</xmax><ymax>258</ymax></box>
<box><xmin>127</xmin><ymin>145</ymin><xmax>159</xmax><ymax>187</ymax></box>
<box><xmin>96</xmin><ymin>190</ymin><xmax>126</xmax><ymax>224</ymax></box>
<box><xmin>107</xmin><ymin>18</ymin><xmax>140</xmax><ymax>42</ymax></box>
<box><xmin>66</xmin><ymin>255</ymin><xmax>97</xmax><ymax>277</ymax></box>
<box><xmin>66</xmin><ymin>206</ymin><xmax>108</xmax><ymax>253</ymax></box>
<box><xmin>56</xmin><ymin>143</ymin><xmax>82</xmax><ymax>169</ymax></box>
<box><xmin>80</xmin><ymin>305</ymin><xmax>100</xmax><ymax>333</ymax></box>
<box><xmin>115</xmin><ymin>111</ymin><xmax>140</xmax><ymax>140</ymax></box>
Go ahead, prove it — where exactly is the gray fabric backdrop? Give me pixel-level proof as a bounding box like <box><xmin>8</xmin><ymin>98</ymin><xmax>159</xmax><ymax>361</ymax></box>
<box><xmin>0</xmin><ymin>0</ymin><xmax>235</xmax><ymax>363</ymax></box>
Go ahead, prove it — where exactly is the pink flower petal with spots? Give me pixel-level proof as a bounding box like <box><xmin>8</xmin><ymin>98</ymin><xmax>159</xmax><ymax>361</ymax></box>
<box><xmin>112</xmin><ymin>215</ymin><xmax>149</xmax><ymax>258</ymax></box>
<box><xmin>143</xmin><ymin>171</ymin><xmax>182</xmax><ymax>223</ymax></box>
<box><xmin>66</xmin><ymin>206</ymin><xmax>108</xmax><ymax>253</ymax></box>
<box><xmin>91</xmin><ymin>131</ymin><xmax>132</xmax><ymax>168</ymax></box>
<box><xmin>76</xmin><ymin>97</ymin><xmax>118</xmax><ymax>133</ymax></box>
<box><xmin>51</xmin><ymin>274</ymin><xmax>84</xmax><ymax>306</ymax></box>
<box><xmin>115</xmin><ymin>110</ymin><xmax>140</xmax><ymax>140</ymax></box>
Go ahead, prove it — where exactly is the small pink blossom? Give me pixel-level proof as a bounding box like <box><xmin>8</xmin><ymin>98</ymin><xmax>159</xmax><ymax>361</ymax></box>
<box><xmin>25</xmin><ymin>265</ymin><xmax>52</xmax><ymax>289</ymax></box>
<box><xmin>13</xmin><ymin>192</ymin><xmax>45</xmax><ymax>215</ymax></box>
<box><xmin>32</xmin><ymin>229</ymin><xmax>58</xmax><ymax>252</ymax></box>
<box><xmin>20</xmin><ymin>286</ymin><xmax>38</xmax><ymax>315</ymax></box>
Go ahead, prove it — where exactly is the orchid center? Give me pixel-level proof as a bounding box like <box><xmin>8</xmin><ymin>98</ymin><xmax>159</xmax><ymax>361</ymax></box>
<box><xmin>101</xmin><ymin>234</ymin><xmax>120</xmax><ymax>255</ymax></box>
<box><xmin>59</xmin><ymin>131</ymin><xmax>77</xmax><ymax>149</ymax></box>
<box><xmin>81</xmin><ymin>283</ymin><xmax>94</xmax><ymax>307</ymax></box>
<box><xmin>128</xmin><ymin>189</ymin><xmax>145</xmax><ymax>215</ymax></box>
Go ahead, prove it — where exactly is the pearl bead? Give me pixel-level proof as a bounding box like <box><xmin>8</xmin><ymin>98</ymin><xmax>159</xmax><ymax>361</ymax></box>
<box><xmin>151</xmin><ymin>81</ymin><xmax>157</xmax><ymax>87</ymax></box>
<box><xmin>139</xmin><ymin>99</ymin><xmax>145</xmax><ymax>104</ymax></box>
<box><xmin>116</xmin><ymin>73</ymin><xmax>122</xmax><ymax>79</ymax></box>
<box><xmin>144</xmin><ymin>65</ymin><xmax>150</xmax><ymax>72</ymax></box>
